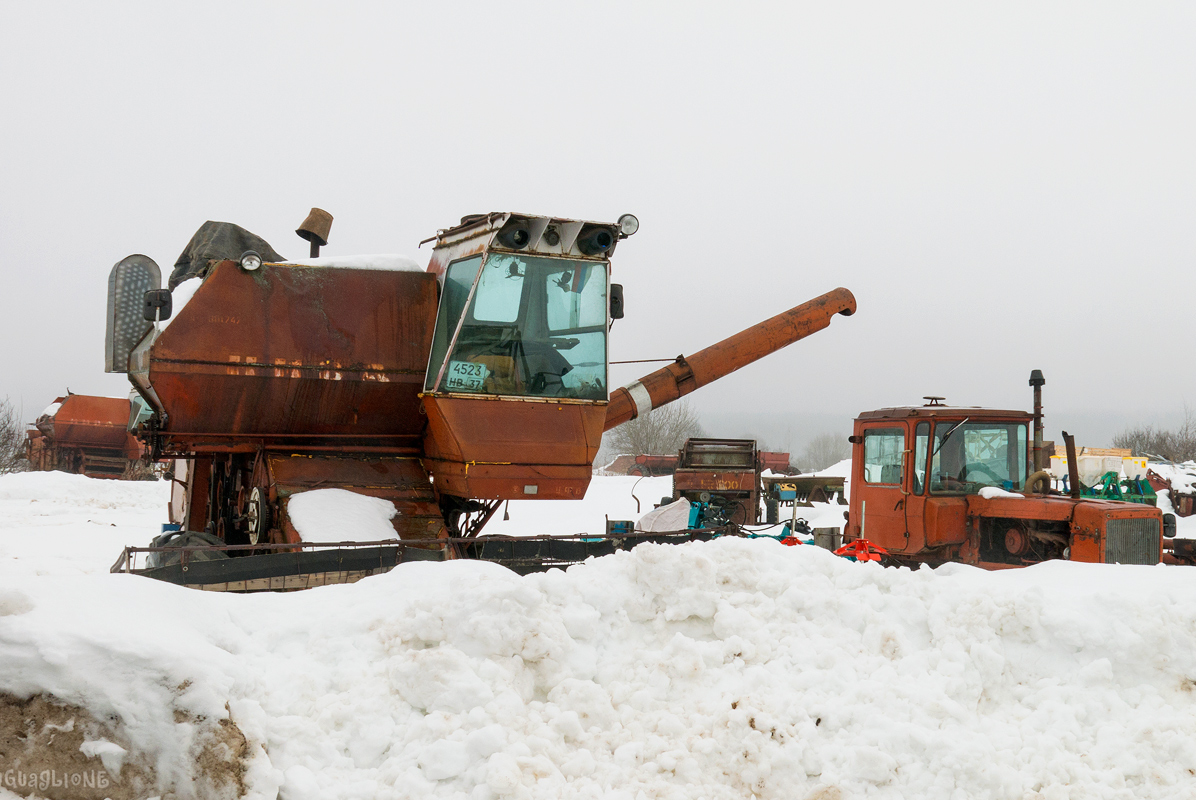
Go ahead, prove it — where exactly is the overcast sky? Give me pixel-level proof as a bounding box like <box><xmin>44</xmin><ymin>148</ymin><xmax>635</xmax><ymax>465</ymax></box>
<box><xmin>2</xmin><ymin>2</ymin><xmax>1193</xmax><ymax>451</ymax></box>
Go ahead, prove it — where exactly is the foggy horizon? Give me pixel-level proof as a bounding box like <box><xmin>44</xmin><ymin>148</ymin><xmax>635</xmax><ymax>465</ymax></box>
<box><xmin>3</xmin><ymin>2</ymin><xmax>1193</xmax><ymax>452</ymax></box>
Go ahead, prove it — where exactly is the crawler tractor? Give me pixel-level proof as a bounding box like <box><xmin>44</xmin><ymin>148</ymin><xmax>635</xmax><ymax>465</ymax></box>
<box><xmin>106</xmin><ymin>211</ymin><xmax>856</xmax><ymax>588</ymax></box>
<box><xmin>845</xmin><ymin>372</ymin><xmax>1173</xmax><ymax>568</ymax></box>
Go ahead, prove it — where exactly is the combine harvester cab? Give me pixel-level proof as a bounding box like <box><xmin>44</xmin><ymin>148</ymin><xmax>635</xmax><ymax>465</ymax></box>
<box><xmin>106</xmin><ymin>210</ymin><xmax>856</xmax><ymax>589</ymax></box>
<box><xmin>845</xmin><ymin>374</ymin><xmax>1170</xmax><ymax>568</ymax></box>
<box><xmin>25</xmin><ymin>394</ymin><xmax>142</xmax><ymax>478</ymax></box>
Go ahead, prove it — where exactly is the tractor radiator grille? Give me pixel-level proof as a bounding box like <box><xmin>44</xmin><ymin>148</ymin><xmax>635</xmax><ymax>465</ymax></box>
<box><xmin>1104</xmin><ymin>518</ymin><xmax>1160</xmax><ymax>565</ymax></box>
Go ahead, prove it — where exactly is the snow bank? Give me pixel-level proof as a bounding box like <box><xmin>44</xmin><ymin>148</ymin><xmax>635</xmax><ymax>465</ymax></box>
<box><xmin>0</xmin><ymin>471</ymin><xmax>167</xmax><ymax>577</ymax></box>
<box><xmin>6</xmin><ymin>473</ymin><xmax>1196</xmax><ymax>798</ymax></box>
<box><xmin>38</xmin><ymin>401</ymin><xmax>61</xmax><ymax>419</ymax></box>
<box><xmin>277</xmin><ymin>254</ymin><xmax>424</xmax><ymax>271</ymax></box>
<box><xmin>287</xmin><ymin>488</ymin><xmax>399</xmax><ymax>542</ymax></box>
<box><xmin>4</xmin><ymin>540</ymin><xmax>1196</xmax><ymax>799</ymax></box>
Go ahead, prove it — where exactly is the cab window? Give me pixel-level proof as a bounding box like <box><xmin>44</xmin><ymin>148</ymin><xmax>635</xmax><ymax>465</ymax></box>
<box><xmin>863</xmin><ymin>428</ymin><xmax>905</xmax><ymax>484</ymax></box>
<box><xmin>930</xmin><ymin>421</ymin><xmax>1029</xmax><ymax>494</ymax></box>
<box><xmin>912</xmin><ymin>422</ymin><xmax>929</xmax><ymax>494</ymax></box>
<box><xmin>424</xmin><ymin>256</ymin><xmax>483</xmax><ymax>392</ymax></box>
<box><xmin>427</xmin><ymin>253</ymin><xmax>608</xmax><ymax>400</ymax></box>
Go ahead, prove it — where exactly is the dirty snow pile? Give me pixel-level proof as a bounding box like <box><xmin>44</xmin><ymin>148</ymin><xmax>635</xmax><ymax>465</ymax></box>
<box><xmin>3</xmin><ymin>475</ymin><xmax>1196</xmax><ymax>799</ymax></box>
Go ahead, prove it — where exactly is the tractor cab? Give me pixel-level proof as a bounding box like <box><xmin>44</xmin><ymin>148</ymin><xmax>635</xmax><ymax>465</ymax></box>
<box><xmin>846</xmin><ymin>397</ymin><xmax>1164</xmax><ymax>567</ymax></box>
<box><xmin>419</xmin><ymin>213</ymin><xmax>637</xmax><ymax>516</ymax></box>
<box><xmin>848</xmin><ymin>402</ymin><xmax>1034</xmax><ymax>559</ymax></box>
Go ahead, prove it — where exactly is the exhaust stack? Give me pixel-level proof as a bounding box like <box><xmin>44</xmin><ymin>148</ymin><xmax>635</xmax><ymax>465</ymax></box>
<box><xmin>1062</xmin><ymin>430</ymin><xmax>1081</xmax><ymax>499</ymax></box>
<box><xmin>1030</xmin><ymin>369</ymin><xmax>1045</xmax><ymax>471</ymax></box>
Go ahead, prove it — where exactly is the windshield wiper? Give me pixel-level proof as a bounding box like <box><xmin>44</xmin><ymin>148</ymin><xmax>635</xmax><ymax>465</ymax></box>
<box><xmin>930</xmin><ymin>417</ymin><xmax>969</xmax><ymax>458</ymax></box>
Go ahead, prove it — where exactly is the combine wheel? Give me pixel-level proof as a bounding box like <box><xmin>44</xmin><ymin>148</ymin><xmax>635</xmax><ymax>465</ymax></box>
<box><xmin>246</xmin><ymin>486</ymin><xmax>271</xmax><ymax>545</ymax></box>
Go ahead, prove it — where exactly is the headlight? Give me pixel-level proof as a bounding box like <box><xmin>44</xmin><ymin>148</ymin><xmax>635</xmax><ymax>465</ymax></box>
<box><xmin>240</xmin><ymin>250</ymin><xmax>263</xmax><ymax>271</ymax></box>
<box><xmin>617</xmin><ymin>213</ymin><xmax>639</xmax><ymax>237</ymax></box>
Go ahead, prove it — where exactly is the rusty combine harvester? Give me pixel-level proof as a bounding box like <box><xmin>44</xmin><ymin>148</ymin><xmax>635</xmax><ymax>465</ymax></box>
<box><xmin>25</xmin><ymin>394</ymin><xmax>142</xmax><ymax>478</ymax></box>
<box><xmin>106</xmin><ymin>210</ymin><xmax>855</xmax><ymax>589</ymax></box>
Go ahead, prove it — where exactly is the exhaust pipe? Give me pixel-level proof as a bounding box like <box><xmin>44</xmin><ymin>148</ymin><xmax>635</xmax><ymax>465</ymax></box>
<box><xmin>1062</xmin><ymin>430</ymin><xmax>1081</xmax><ymax>499</ymax></box>
<box><xmin>1030</xmin><ymin>369</ymin><xmax>1045</xmax><ymax>472</ymax></box>
<box><xmin>605</xmin><ymin>287</ymin><xmax>856</xmax><ymax>431</ymax></box>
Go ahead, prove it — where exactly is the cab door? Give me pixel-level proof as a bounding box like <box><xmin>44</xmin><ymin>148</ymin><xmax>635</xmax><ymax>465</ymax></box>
<box><xmin>855</xmin><ymin>424</ymin><xmax>910</xmax><ymax>551</ymax></box>
<box><xmin>900</xmin><ymin>421</ymin><xmax>931</xmax><ymax>553</ymax></box>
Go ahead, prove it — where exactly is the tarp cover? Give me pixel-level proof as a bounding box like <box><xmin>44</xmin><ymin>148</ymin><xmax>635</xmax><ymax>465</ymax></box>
<box><xmin>169</xmin><ymin>221</ymin><xmax>284</xmax><ymax>289</ymax></box>
<box><xmin>635</xmin><ymin>497</ymin><xmax>692</xmax><ymax>532</ymax></box>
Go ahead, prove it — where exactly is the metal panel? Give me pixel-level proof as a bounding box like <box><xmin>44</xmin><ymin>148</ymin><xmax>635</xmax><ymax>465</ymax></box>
<box><xmin>148</xmin><ymin>262</ymin><xmax>438</xmax><ymax>441</ymax></box>
<box><xmin>49</xmin><ymin>395</ymin><xmax>135</xmax><ymax>449</ymax></box>
<box><xmin>421</xmin><ymin>395</ymin><xmax>605</xmax><ymax>499</ymax></box>
<box><xmin>1105</xmin><ymin>517</ymin><xmax>1160</xmax><ymax>565</ymax></box>
<box><xmin>128</xmin><ymin>545</ymin><xmax>445</xmax><ymax>592</ymax></box>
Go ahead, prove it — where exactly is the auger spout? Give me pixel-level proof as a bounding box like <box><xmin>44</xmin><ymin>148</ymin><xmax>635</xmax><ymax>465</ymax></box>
<box><xmin>605</xmin><ymin>287</ymin><xmax>857</xmax><ymax>431</ymax></box>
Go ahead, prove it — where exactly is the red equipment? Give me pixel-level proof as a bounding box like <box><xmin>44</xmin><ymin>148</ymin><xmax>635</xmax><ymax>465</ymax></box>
<box><xmin>25</xmin><ymin>394</ymin><xmax>142</xmax><ymax>478</ymax></box>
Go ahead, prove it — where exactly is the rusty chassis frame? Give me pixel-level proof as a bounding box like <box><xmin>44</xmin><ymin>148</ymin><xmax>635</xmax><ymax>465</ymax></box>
<box><xmin>110</xmin><ymin>528</ymin><xmax>737</xmax><ymax>588</ymax></box>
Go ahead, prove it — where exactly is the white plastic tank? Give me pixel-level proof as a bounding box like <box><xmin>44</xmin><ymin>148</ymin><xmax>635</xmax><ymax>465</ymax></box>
<box><xmin>1049</xmin><ymin>455</ymin><xmax>1069</xmax><ymax>479</ymax></box>
<box><xmin>1123</xmin><ymin>457</ymin><xmax>1147</xmax><ymax>480</ymax></box>
<box><xmin>1077</xmin><ymin>455</ymin><xmax>1104</xmax><ymax>487</ymax></box>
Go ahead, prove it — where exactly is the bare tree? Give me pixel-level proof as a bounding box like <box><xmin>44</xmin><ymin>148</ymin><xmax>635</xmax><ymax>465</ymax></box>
<box><xmin>1113</xmin><ymin>407</ymin><xmax>1196</xmax><ymax>462</ymax></box>
<box><xmin>797</xmin><ymin>432</ymin><xmax>851</xmax><ymax>472</ymax></box>
<box><xmin>0</xmin><ymin>397</ymin><xmax>28</xmax><ymax>474</ymax></box>
<box><xmin>603</xmin><ymin>400</ymin><xmax>705</xmax><ymax>456</ymax></box>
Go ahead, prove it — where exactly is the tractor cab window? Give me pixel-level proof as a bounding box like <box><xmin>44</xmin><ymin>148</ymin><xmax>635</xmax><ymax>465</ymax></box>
<box><xmin>863</xmin><ymin>428</ymin><xmax>905</xmax><ymax>484</ymax></box>
<box><xmin>930</xmin><ymin>421</ymin><xmax>1028</xmax><ymax>494</ymax></box>
<box><xmin>912</xmin><ymin>422</ymin><xmax>929</xmax><ymax>494</ymax></box>
<box><xmin>425</xmin><ymin>253</ymin><xmax>608</xmax><ymax>400</ymax></box>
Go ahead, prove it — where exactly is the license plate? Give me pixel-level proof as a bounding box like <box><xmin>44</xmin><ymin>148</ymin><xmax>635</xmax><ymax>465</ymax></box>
<box><xmin>445</xmin><ymin>360</ymin><xmax>489</xmax><ymax>391</ymax></box>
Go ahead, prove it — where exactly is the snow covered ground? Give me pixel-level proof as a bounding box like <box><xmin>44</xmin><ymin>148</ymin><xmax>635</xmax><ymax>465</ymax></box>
<box><xmin>483</xmin><ymin>464</ymin><xmax>850</xmax><ymax>539</ymax></box>
<box><xmin>0</xmin><ymin>471</ymin><xmax>166</xmax><ymax>577</ymax></box>
<box><xmin>3</xmin><ymin>470</ymin><xmax>1196</xmax><ymax>799</ymax></box>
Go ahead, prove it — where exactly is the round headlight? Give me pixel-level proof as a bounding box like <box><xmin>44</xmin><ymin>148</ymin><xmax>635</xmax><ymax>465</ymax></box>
<box><xmin>617</xmin><ymin>214</ymin><xmax>639</xmax><ymax>237</ymax></box>
<box><xmin>240</xmin><ymin>250</ymin><xmax>263</xmax><ymax>271</ymax></box>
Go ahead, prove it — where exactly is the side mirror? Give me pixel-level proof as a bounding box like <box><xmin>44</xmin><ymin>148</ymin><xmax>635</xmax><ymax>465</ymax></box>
<box><xmin>143</xmin><ymin>289</ymin><xmax>172</xmax><ymax>322</ymax></box>
<box><xmin>610</xmin><ymin>283</ymin><xmax>625</xmax><ymax>320</ymax></box>
<box><xmin>1164</xmin><ymin>513</ymin><xmax>1177</xmax><ymax>539</ymax></box>
<box><xmin>105</xmin><ymin>254</ymin><xmax>161</xmax><ymax>373</ymax></box>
